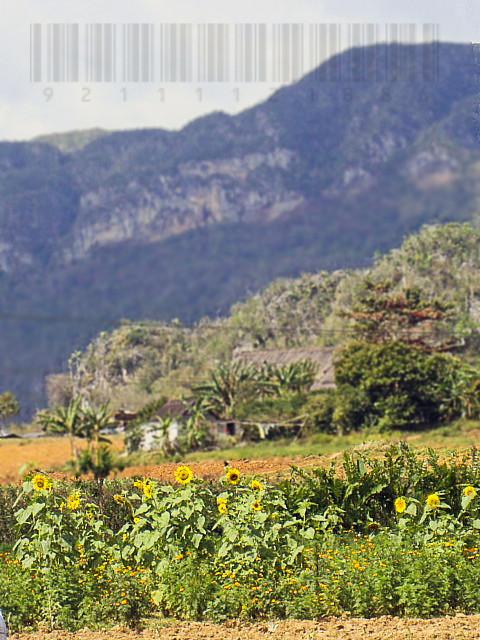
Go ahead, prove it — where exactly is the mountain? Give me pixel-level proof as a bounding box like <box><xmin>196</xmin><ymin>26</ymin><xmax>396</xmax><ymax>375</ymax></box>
<box><xmin>0</xmin><ymin>42</ymin><xmax>478</xmax><ymax>418</ymax></box>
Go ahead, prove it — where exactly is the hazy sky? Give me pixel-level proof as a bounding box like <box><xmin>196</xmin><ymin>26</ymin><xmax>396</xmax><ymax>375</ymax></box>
<box><xmin>0</xmin><ymin>0</ymin><xmax>476</xmax><ymax>142</ymax></box>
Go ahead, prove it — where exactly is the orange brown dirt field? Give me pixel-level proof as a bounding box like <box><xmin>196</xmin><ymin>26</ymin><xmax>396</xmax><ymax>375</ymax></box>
<box><xmin>0</xmin><ymin>436</ymin><xmax>344</xmax><ymax>485</ymax></box>
<box><xmin>10</xmin><ymin>616</ymin><xmax>480</xmax><ymax>639</ymax></box>
<box><xmin>0</xmin><ymin>437</ymin><xmax>124</xmax><ymax>485</ymax></box>
<box><xmin>1</xmin><ymin>434</ymin><xmax>477</xmax><ymax>486</ymax></box>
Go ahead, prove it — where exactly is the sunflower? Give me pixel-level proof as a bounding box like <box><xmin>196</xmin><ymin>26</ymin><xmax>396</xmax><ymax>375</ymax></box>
<box><xmin>464</xmin><ymin>486</ymin><xmax>477</xmax><ymax>498</ymax></box>
<box><xmin>218</xmin><ymin>502</ymin><xmax>228</xmax><ymax>515</ymax></box>
<box><xmin>133</xmin><ymin>479</ymin><xmax>144</xmax><ymax>489</ymax></box>
<box><xmin>426</xmin><ymin>493</ymin><xmax>440</xmax><ymax>509</ymax></box>
<box><xmin>251</xmin><ymin>500</ymin><xmax>261</xmax><ymax>511</ymax></box>
<box><xmin>134</xmin><ymin>517</ymin><xmax>140</xmax><ymax>524</ymax></box>
<box><xmin>394</xmin><ymin>497</ymin><xmax>407</xmax><ymax>514</ymax></box>
<box><xmin>142</xmin><ymin>482</ymin><xmax>152</xmax><ymax>500</ymax></box>
<box><xmin>67</xmin><ymin>493</ymin><xmax>80</xmax><ymax>510</ymax></box>
<box><xmin>226</xmin><ymin>467</ymin><xmax>241</xmax><ymax>485</ymax></box>
<box><xmin>174</xmin><ymin>466</ymin><xmax>193</xmax><ymax>485</ymax></box>
<box><xmin>32</xmin><ymin>474</ymin><xmax>52</xmax><ymax>492</ymax></box>
<box><xmin>251</xmin><ymin>480</ymin><xmax>263</xmax><ymax>492</ymax></box>
<box><xmin>114</xmin><ymin>494</ymin><xmax>126</xmax><ymax>505</ymax></box>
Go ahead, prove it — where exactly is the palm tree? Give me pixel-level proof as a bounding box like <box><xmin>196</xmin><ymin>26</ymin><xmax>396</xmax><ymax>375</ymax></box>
<box><xmin>150</xmin><ymin>414</ymin><xmax>175</xmax><ymax>457</ymax></box>
<box><xmin>38</xmin><ymin>396</ymin><xmax>84</xmax><ymax>462</ymax></box>
<box><xmin>182</xmin><ymin>396</ymin><xmax>211</xmax><ymax>451</ymax></box>
<box><xmin>262</xmin><ymin>361</ymin><xmax>317</xmax><ymax>396</ymax></box>
<box><xmin>193</xmin><ymin>362</ymin><xmax>255</xmax><ymax>420</ymax></box>
<box><xmin>81</xmin><ymin>401</ymin><xmax>115</xmax><ymax>467</ymax></box>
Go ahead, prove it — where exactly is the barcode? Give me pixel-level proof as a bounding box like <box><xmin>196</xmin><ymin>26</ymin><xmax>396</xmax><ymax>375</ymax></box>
<box><xmin>29</xmin><ymin>22</ymin><xmax>440</xmax><ymax>84</ymax></box>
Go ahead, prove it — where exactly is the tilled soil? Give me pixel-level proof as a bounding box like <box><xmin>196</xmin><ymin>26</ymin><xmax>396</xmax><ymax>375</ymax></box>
<box><xmin>10</xmin><ymin>616</ymin><xmax>480</xmax><ymax>639</ymax></box>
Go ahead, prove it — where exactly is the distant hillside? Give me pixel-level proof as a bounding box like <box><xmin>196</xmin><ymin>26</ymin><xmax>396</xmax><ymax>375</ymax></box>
<box><xmin>51</xmin><ymin>223</ymin><xmax>480</xmax><ymax>413</ymax></box>
<box><xmin>0</xmin><ymin>42</ymin><xmax>479</xmax><ymax>416</ymax></box>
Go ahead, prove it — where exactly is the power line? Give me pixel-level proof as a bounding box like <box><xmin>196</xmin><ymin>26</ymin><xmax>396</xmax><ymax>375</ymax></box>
<box><xmin>0</xmin><ymin>311</ymin><xmax>462</xmax><ymax>337</ymax></box>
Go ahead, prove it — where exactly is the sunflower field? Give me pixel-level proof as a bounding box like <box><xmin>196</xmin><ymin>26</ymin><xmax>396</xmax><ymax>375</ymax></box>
<box><xmin>3</xmin><ymin>445</ymin><xmax>480</xmax><ymax>631</ymax></box>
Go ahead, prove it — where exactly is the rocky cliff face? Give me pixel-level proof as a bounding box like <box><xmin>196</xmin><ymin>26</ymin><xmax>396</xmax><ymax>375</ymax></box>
<box><xmin>60</xmin><ymin>146</ymin><xmax>302</xmax><ymax>261</ymax></box>
<box><xmin>0</xmin><ymin>41</ymin><xmax>479</xmax><ymax>416</ymax></box>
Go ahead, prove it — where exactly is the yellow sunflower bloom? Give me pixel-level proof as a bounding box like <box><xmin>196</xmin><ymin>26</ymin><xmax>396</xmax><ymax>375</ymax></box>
<box><xmin>226</xmin><ymin>467</ymin><xmax>241</xmax><ymax>485</ymax></box>
<box><xmin>134</xmin><ymin>517</ymin><xmax>140</xmax><ymax>524</ymax></box>
<box><xmin>426</xmin><ymin>493</ymin><xmax>440</xmax><ymax>509</ymax></box>
<box><xmin>142</xmin><ymin>482</ymin><xmax>152</xmax><ymax>500</ymax></box>
<box><xmin>251</xmin><ymin>500</ymin><xmax>261</xmax><ymax>511</ymax></box>
<box><xmin>133</xmin><ymin>479</ymin><xmax>143</xmax><ymax>489</ymax></box>
<box><xmin>218</xmin><ymin>502</ymin><xmax>228</xmax><ymax>515</ymax></box>
<box><xmin>114</xmin><ymin>494</ymin><xmax>126</xmax><ymax>505</ymax></box>
<box><xmin>174</xmin><ymin>466</ymin><xmax>193</xmax><ymax>485</ymax></box>
<box><xmin>464</xmin><ymin>486</ymin><xmax>477</xmax><ymax>498</ymax></box>
<box><xmin>32</xmin><ymin>474</ymin><xmax>52</xmax><ymax>492</ymax></box>
<box><xmin>67</xmin><ymin>493</ymin><xmax>80</xmax><ymax>510</ymax></box>
<box><xmin>251</xmin><ymin>480</ymin><xmax>263</xmax><ymax>492</ymax></box>
<box><xmin>394</xmin><ymin>497</ymin><xmax>407</xmax><ymax>514</ymax></box>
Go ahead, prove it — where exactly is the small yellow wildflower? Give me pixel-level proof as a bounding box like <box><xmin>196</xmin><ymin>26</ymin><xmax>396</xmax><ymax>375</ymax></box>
<box><xmin>134</xmin><ymin>517</ymin><xmax>140</xmax><ymax>524</ymax></box>
<box><xmin>133</xmin><ymin>479</ymin><xmax>143</xmax><ymax>489</ymax></box>
<box><xmin>218</xmin><ymin>502</ymin><xmax>228</xmax><ymax>515</ymax></box>
<box><xmin>174</xmin><ymin>466</ymin><xmax>193</xmax><ymax>485</ymax></box>
<box><xmin>114</xmin><ymin>494</ymin><xmax>126</xmax><ymax>505</ymax></box>
<box><xmin>426</xmin><ymin>493</ymin><xmax>440</xmax><ymax>509</ymax></box>
<box><xmin>226</xmin><ymin>468</ymin><xmax>240</xmax><ymax>485</ymax></box>
<box><xmin>67</xmin><ymin>493</ymin><xmax>80</xmax><ymax>510</ymax></box>
<box><xmin>32</xmin><ymin>474</ymin><xmax>52</xmax><ymax>492</ymax></box>
<box><xmin>464</xmin><ymin>486</ymin><xmax>477</xmax><ymax>498</ymax></box>
<box><xmin>394</xmin><ymin>497</ymin><xmax>407</xmax><ymax>514</ymax></box>
<box><xmin>251</xmin><ymin>500</ymin><xmax>261</xmax><ymax>511</ymax></box>
<box><xmin>251</xmin><ymin>479</ymin><xmax>263</xmax><ymax>492</ymax></box>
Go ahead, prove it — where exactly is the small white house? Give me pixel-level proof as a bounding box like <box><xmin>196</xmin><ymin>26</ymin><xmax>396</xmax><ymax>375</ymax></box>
<box><xmin>135</xmin><ymin>399</ymin><xmax>188</xmax><ymax>453</ymax></box>
<box><xmin>139</xmin><ymin>420</ymin><xmax>181</xmax><ymax>452</ymax></box>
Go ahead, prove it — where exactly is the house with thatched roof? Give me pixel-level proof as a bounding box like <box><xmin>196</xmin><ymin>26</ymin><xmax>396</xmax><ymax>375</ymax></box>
<box><xmin>234</xmin><ymin>347</ymin><xmax>337</xmax><ymax>391</ymax></box>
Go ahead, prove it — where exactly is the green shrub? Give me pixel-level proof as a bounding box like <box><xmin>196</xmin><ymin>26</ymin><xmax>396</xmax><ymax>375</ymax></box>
<box><xmin>334</xmin><ymin>341</ymin><xmax>466</xmax><ymax>432</ymax></box>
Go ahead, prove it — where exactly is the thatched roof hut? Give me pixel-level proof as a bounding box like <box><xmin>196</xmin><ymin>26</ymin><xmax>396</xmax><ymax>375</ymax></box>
<box><xmin>234</xmin><ymin>347</ymin><xmax>337</xmax><ymax>390</ymax></box>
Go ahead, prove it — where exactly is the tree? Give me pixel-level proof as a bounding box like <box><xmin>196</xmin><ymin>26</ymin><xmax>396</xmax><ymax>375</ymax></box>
<box><xmin>81</xmin><ymin>401</ymin><xmax>115</xmax><ymax>467</ymax></box>
<box><xmin>0</xmin><ymin>392</ymin><xmax>19</xmax><ymax>432</ymax></box>
<box><xmin>181</xmin><ymin>396</ymin><xmax>213</xmax><ymax>451</ymax></box>
<box><xmin>342</xmin><ymin>278</ymin><xmax>458</xmax><ymax>352</ymax></box>
<box><xmin>193</xmin><ymin>362</ymin><xmax>256</xmax><ymax>420</ymax></box>
<box><xmin>37</xmin><ymin>397</ymin><xmax>84</xmax><ymax>462</ymax></box>
<box><xmin>259</xmin><ymin>361</ymin><xmax>317</xmax><ymax>396</ymax></box>
<box><xmin>334</xmin><ymin>341</ymin><xmax>465</xmax><ymax>431</ymax></box>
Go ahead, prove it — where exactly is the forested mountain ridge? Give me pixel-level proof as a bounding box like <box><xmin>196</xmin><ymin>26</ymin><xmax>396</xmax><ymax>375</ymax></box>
<box><xmin>0</xmin><ymin>42</ymin><xmax>478</xmax><ymax>416</ymax></box>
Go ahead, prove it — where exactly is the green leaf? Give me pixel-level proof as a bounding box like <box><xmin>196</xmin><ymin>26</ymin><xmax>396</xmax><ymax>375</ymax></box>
<box><xmin>191</xmin><ymin>533</ymin><xmax>203</xmax><ymax>548</ymax></box>
<box><xmin>405</xmin><ymin>503</ymin><xmax>417</xmax><ymax>516</ymax></box>
<box><xmin>196</xmin><ymin>514</ymin><xmax>206</xmax><ymax>532</ymax></box>
<box><xmin>217</xmin><ymin>541</ymin><xmax>231</xmax><ymax>558</ymax></box>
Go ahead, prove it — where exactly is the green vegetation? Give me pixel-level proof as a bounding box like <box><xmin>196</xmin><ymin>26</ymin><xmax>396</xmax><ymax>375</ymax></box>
<box><xmin>0</xmin><ymin>392</ymin><xmax>19</xmax><ymax>431</ymax></box>
<box><xmin>37</xmin><ymin>400</ymin><xmax>122</xmax><ymax>481</ymax></box>
<box><xmin>40</xmin><ymin>223</ymin><xmax>478</xmax><ymax>458</ymax></box>
<box><xmin>4</xmin><ymin>445</ymin><xmax>480</xmax><ymax>630</ymax></box>
<box><xmin>60</xmin><ymin>223</ymin><xmax>480</xmax><ymax>423</ymax></box>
